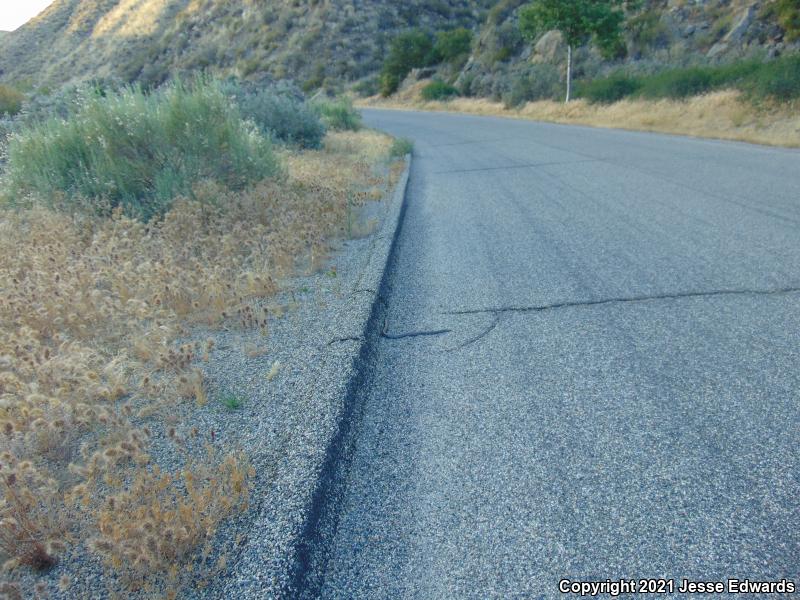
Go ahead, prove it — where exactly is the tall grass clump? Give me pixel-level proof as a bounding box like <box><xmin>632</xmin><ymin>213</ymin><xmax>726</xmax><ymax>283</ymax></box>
<box><xmin>313</xmin><ymin>97</ymin><xmax>362</xmax><ymax>131</ymax></box>
<box><xmin>389</xmin><ymin>137</ymin><xmax>414</xmax><ymax>158</ymax></box>
<box><xmin>0</xmin><ymin>85</ymin><xmax>24</xmax><ymax>118</ymax></box>
<box><xmin>421</xmin><ymin>80</ymin><xmax>460</xmax><ymax>101</ymax></box>
<box><xmin>637</xmin><ymin>66</ymin><xmax>717</xmax><ymax>99</ymax></box>
<box><xmin>577</xmin><ymin>73</ymin><xmax>642</xmax><ymax>104</ymax></box>
<box><xmin>3</xmin><ymin>80</ymin><xmax>279</xmax><ymax>219</ymax></box>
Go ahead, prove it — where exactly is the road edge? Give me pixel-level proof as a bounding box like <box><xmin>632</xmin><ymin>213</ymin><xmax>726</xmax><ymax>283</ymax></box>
<box><xmin>285</xmin><ymin>154</ymin><xmax>411</xmax><ymax>596</ymax></box>
<box><xmin>357</xmin><ymin>103</ymin><xmax>800</xmax><ymax>151</ymax></box>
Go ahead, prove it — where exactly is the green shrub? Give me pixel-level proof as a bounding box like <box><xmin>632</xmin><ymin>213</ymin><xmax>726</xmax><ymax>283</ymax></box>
<box><xmin>745</xmin><ymin>53</ymin><xmax>800</xmax><ymax>101</ymax></box>
<box><xmin>420</xmin><ymin>80</ymin><xmax>460</xmax><ymax>101</ymax></box>
<box><xmin>503</xmin><ymin>65</ymin><xmax>562</xmax><ymax>107</ymax></box>
<box><xmin>707</xmin><ymin>59</ymin><xmax>763</xmax><ymax>88</ymax></box>
<box><xmin>4</xmin><ymin>80</ymin><xmax>279</xmax><ymax>219</ymax></box>
<box><xmin>434</xmin><ymin>28</ymin><xmax>473</xmax><ymax>63</ymax></box>
<box><xmin>578</xmin><ymin>73</ymin><xmax>642</xmax><ymax>103</ymax></box>
<box><xmin>575</xmin><ymin>55</ymin><xmax>800</xmax><ymax>105</ymax></box>
<box><xmin>775</xmin><ymin>0</ymin><xmax>800</xmax><ymax>41</ymax></box>
<box><xmin>236</xmin><ymin>88</ymin><xmax>326</xmax><ymax>149</ymax></box>
<box><xmin>389</xmin><ymin>137</ymin><xmax>414</xmax><ymax>158</ymax></box>
<box><xmin>380</xmin><ymin>29</ymin><xmax>437</xmax><ymax>96</ymax></box>
<box><xmin>0</xmin><ymin>85</ymin><xmax>24</xmax><ymax>117</ymax></box>
<box><xmin>313</xmin><ymin>97</ymin><xmax>362</xmax><ymax>131</ymax></box>
<box><xmin>637</xmin><ymin>66</ymin><xmax>713</xmax><ymax>99</ymax></box>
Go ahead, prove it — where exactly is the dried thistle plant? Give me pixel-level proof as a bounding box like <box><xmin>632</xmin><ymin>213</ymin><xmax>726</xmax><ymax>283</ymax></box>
<box><xmin>0</xmin><ymin>128</ymin><xmax>396</xmax><ymax>594</ymax></box>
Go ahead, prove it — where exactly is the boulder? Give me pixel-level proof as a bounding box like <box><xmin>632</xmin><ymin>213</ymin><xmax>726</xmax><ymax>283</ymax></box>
<box><xmin>532</xmin><ymin>30</ymin><xmax>564</xmax><ymax>63</ymax></box>
<box><xmin>707</xmin><ymin>41</ymin><xmax>729</xmax><ymax>58</ymax></box>
<box><xmin>723</xmin><ymin>4</ymin><xmax>756</xmax><ymax>44</ymax></box>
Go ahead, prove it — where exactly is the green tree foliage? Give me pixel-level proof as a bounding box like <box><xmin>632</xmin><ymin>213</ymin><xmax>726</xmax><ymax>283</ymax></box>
<box><xmin>380</xmin><ymin>30</ymin><xmax>437</xmax><ymax>96</ymax></box>
<box><xmin>434</xmin><ymin>28</ymin><xmax>474</xmax><ymax>63</ymax></box>
<box><xmin>775</xmin><ymin>0</ymin><xmax>800</xmax><ymax>41</ymax></box>
<box><xmin>519</xmin><ymin>0</ymin><xmax>627</xmax><ymax>101</ymax></box>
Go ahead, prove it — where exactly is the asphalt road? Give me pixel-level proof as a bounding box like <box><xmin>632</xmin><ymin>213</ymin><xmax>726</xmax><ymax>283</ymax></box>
<box><xmin>315</xmin><ymin>111</ymin><xmax>800</xmax><ymax>599</ymax></box>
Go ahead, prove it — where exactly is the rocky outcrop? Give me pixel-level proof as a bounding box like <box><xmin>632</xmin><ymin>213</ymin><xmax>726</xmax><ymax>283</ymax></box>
<box><xmin>708</xmin><ymin>4</ymin><xmax>758</xmax><ymax>58</ymax></box>
<box><xmin>532</xmin><ymin>30</ymin><xmax>565</xmax><ymax>63</ymax></box>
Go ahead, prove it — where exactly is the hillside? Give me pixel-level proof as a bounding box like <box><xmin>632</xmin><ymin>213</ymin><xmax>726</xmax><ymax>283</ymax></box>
<box><xmin>0</xmin><ymin>0</ymin><xmax>796</xmax><ymax>98</ymax></box>
<box><xmin>453</xmin><ymin>0</ymin><xmax>798</xmax><ymax>102</ymax></box>
<box><xmin>0</xmin><ymin>0</ymin><xmax>491</xmax><ymax>89</ymax></box>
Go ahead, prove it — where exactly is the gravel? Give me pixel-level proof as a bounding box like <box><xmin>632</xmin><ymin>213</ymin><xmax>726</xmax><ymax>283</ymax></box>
<box><xmin>14</xmin><ymin>156</ymin><xmax>410</xmax><ymax>599</ymax></box>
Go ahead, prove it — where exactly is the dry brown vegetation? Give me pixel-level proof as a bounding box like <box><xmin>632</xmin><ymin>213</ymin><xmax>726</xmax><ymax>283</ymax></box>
<box><xmin>0</xmin><ymin>129</ymin><xmax>394</xmax><ymax>596</ymax></box>
<box><xmin>360</xmin><ymin>84</ymin><xmax>800</xmax><ymax>148</ymax></box>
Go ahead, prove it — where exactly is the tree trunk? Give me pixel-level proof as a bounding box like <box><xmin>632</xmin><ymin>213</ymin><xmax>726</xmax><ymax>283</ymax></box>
<box><xmin>565</xmin><ymin>44</ymin><xmax>572</xmax><ymax>104</ymax></box>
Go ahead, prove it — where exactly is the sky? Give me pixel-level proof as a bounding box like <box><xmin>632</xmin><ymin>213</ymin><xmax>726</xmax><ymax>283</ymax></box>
<box><xmin>0</xmin><ymin>1</ymin><xmax>55</xmax><ymax>31</ymax></box>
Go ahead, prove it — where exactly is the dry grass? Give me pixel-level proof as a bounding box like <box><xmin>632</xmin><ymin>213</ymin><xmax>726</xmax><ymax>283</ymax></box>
<box><xmin>360</xmin><ymin>85</ymin><xmax>800</xmax><ymax>148</ymax></box>
<box><xmin>0</xmin><ymin>129</ymin><xmax>395</xmax><ymax>595</ymax></box>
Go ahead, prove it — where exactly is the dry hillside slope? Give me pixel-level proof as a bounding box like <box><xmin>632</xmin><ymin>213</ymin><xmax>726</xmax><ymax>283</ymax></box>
<box><xmin>0</xmin><ymin>0</ymin><xmax>488</xmax><ymax>88</ymax></box>
<box><xmin>0</xmin><ymin>0</ymin><xmax>795</xmax><ymax>107</ymax></box>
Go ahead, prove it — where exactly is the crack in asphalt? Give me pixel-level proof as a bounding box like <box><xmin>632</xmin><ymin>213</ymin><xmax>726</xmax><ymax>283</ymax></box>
<box><xmin>328</xmin><ymin>336</ymin><xmax>363</xmax><ymax>345</ymax></box>
<box><xmin>444</xmin><ymin>285</ymin><xmax>800</xmax><ymax>316</ymax></box>
<box><xmin>381</xmin><ymin>308</ymin><xmax>452</xmax><ymax>340</ymax></box>
<box><xmin>381</xmin><ymin>326</ymin><xmax>452</xmax><ymax>340</ymax></box>
<box><xmin>445</xmin><ymin>314</ymin><xmax>501</xmax><ymax>352</ymax></box>
<box><xmin>376</xmin><ymin>286</ymin><xmax>800</xmax><ymax>349</ymax></box>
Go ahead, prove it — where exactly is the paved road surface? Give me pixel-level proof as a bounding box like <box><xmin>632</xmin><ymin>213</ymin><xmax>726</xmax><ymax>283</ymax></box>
<box><xmin>315</xmin><ymin>111</ymin><xmax>800</xmax><ymax>598</ymax></box>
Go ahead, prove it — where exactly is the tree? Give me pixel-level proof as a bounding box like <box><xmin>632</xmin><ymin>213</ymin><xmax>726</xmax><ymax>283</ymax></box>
<box><xmin>380</xmin><ymin>30</ymin><xmax>437</xmax><ymax>97</ymax></box>
<box><xmin>519</xmin><ymin>0</ymin><xmax>626</xmax><ymax>103</ymax></box>
<box><xmin>434</xmin><ymin>28</ymin><xmax>474</xmax><ymax>64</ymax></box>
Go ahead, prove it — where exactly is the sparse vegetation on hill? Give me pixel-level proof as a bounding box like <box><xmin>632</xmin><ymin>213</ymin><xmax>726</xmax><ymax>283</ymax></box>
<box><xmin>0</xmin><ymin>0</ymin><xmax>490</xmax><ymax>91</ymax></box>
<box><xmin>0</xmin><ymin>0</ymin><xmax>797</xmax><ymax>115</ymax></box>
<box><xmin>769</xmin><ymin>0</ymin><xmax>800</xmax><ymax>41</ymax></box>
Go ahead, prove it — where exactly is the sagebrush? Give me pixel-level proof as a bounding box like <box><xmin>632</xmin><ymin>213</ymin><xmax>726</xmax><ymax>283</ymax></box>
<box><xmin>226</xmin><ymin>81</ymin><xmax>326</xmax><ymax>149</ymax></box>
<box><xmin>3</xmin><ymin>80</ymin><xmax>279</xmax><ymax>220</ymax></box>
